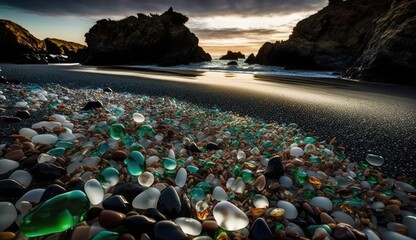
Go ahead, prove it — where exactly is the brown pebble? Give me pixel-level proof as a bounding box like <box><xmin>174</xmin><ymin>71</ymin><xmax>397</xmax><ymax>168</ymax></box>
<box><xmin>71</xmin><ymin>226</ymin><xmax>91</xmax><ymax>240</ymax></box>
<box><xmin>98</xmin><ymin>210</ymin><xmax>126</xmax><ymax>229</ymax></box>
<box><xmin>5</xmin><ymin>149</ymin><xmax>24</xmax><ymax>160</ymax></box>
<box><xmin>385</xmin><ymin>204</ymin><xmax>401</xmax><ymax>215</ymax></box>
<box><xmin>10</xmin><ymin>134</ymin><xmax>30</xmax><ymax>142</ymax></box>
<box><xmin>112</xmin><ymin>150</ymin><xmax>128</xmax><ymax>161</ymax></box>
<box><xmin>202</xmin><ymin>220</ymin><xmax>219</xmax><ymax>232</ymax></box>
<box><xmin>0</xmin><ymin>232</ymin><xmax>16</xmax><ymax>240</ymax></box>
<box><xmin>333</xmin><ymin>224</ymin><xmax>356</xmax><ymax>240</ymax></box>
<box><xmin>120</xmin><ymin>233</ymin><xmax>136</xmax><ymax>240</ymax></box>
<box><xmin>388</xmin><ymin>199</ymin><xmax>402</xmax><ymax>207</ymax></box>
<box><xmin>320</xmin><ymin>212</ymin><xmax>336</xmax><ymax>224</ymax></box>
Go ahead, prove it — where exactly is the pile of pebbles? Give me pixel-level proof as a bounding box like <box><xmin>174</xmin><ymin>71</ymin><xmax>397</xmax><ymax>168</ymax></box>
<box><xmin>0</xmin><ymin>82</ymin><xmax>415</xmax><ymax>240</ymax></box>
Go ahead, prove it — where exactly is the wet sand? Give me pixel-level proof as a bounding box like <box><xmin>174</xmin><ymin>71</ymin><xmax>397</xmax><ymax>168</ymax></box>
<box><xmin>1</xmin><ymin>63</ymin><xmax>415</xmax><ymax>177</ymax></box>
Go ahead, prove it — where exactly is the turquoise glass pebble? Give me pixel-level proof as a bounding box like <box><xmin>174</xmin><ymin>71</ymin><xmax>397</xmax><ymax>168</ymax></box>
<box><xmin>109</xmin><ymin>124</ymin><xmax>125</xmax><ymax>140</ymax></box>
<box><xmin>137</xmin><ymin>124</ymin><xmax>155</xmax><ymax>138</ymax></box>
<box><xmin>96</xmin><ymin>167</ymin><xmax>120</xmax><ymax>188</ymax></box>
<box><xmin>124</xmin><ymin>151</ymin><xmax>146</xmax><ymax>176</ymax></box>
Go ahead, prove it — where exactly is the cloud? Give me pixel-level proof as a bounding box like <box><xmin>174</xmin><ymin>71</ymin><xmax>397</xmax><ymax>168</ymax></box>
<box><xmin>192</xmin><ymin>28</ymin><xmax>283</xmax><ymax>40</ymax></box>
<box><xmin>0</xmin><ymin>0</ymin><xmax>327</xmax><ymax>17</ymax></box>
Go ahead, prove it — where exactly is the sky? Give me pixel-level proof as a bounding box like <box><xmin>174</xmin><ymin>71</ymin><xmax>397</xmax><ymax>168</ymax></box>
<box><xmin>0</xmin><ymin>0</ymin><xmax>327</xmax><ymax>56</ymax></box>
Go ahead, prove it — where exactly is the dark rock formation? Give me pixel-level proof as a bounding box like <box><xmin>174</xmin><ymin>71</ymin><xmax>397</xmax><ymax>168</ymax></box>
<box><xmin>245</xmin><ymin>53</ymin><xmax>256</xmax><ymax>64</ymax></box>
<box><xmin>0</xmin><ymin>19</ymin><xmax>86</xmax><ymax>64</ymax></box>
<box><xmin>227</xmin><ymin>61</ymin><xmax>238</xmax><ymax>66</ymax></box>
<box><xmin>84</xmin><ymin>8</ymin><xmax>211</xmax><ymax>66</ymax></box>
<box><xmin>0</xmin><ymin>19</ymin><xmax>47</xmax><ymax>62</ymax></box>
<box><xmin>254</xmin><ymin>0</ymin><xmax>416</xmax><ymax>85</ymax></box>
<box><xmin>220</xmin><ymin>50</ymin><xmax>245</xmax><ymax>60</ymax></box>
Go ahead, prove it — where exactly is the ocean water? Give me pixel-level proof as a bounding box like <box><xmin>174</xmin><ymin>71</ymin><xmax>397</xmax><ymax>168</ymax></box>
<box><xmin>129</xmin><ymin>58</ymin><xmax>339</xmax><ymax>79</ymax></box>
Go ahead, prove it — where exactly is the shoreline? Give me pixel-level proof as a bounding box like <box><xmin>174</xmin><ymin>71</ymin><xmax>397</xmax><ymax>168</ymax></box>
<box><xmin>1</xmin><ymin>63</ymin><xmax>416</xmax><ymax>177</ymax></box>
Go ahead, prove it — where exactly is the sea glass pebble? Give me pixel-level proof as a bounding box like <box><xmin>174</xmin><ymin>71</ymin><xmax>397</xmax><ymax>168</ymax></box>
<box><xmin>138</xmin><ymin>171</ymin><xmax>154</xmax><ymax>187</ymax></box>
<box><xmin>124</xmin><ymin>151</ymin><xmax>145</xmax><ymax>176</ymax></box>
<box><xmin>96</xmin><ymin>167</ymin><xmax>119</xmax><ymax>189</ymax></box>
<box><xmin>9</xmin><ymin>170</ymin><xmax>32</xmax><ymax>188</ymax></box>
<box><xmin>20</xmin><ymin>190</ymin><xmax>89</xmax><ymax>237</ymax></box>
<box><xmin>290</xmin><ymin>147</ymin><xmax>304</xmax><ymax>157</ymax></box>
<box><xmin>310</xmin><ymin>196</ymin><xmax>333</xmax><ymax>211</ymax></box>
<box><xmin>175</xmin><ymin>168</ymin><xmax>187</xmax><ymax>187</ymax></box>
<box><xmin>84</xmin><ymin>179</ymin><xmax>104</xmax><ymax>205</ymax></box>
<box><xmin>213</xmin><ymin>201</ymin><xmax>249</xmax><ymax>231</ymax></box>
<box><xmin>277</xmin><ymin>200</ymin><xmax>298</xmax><ymax>219</ymax></box>
<box><xmin>0</xmin><ymin>202</ymin><xmax>17</xmax><ymax>231</ymax></box>
<box><xmin>253</xmin><ymin>194</ymin><xmax>269</xmax><ymax>208</ymax></box>
<box><xmin>175</xmin><ymin>217</ymin><xmax>202</xmax><ymax>236</ymax></box>
<box><xmin>395</xmin><ymin>181</ymin><xmax>416</xmax><ymax>193</ymax></box>
<box><xmin>0</xmin><ymin>159</ymin><xmax>19</xmax><ymax>174</ymax></box>
<box><xmin>132</xmin><ymin>113</ymin><xmax>145</xmax><ymax>123</ymax></box>
<box><xmin>365</xmin><ymin>154</ymin><xmax>384</xmax><ymax>166</ymax></box>
<box><xmin>212</xmin><ymin>186</ymin><xmax>228</xmax><ymax>201</ymax></box>
<box><xmin>403</xmin><ymin>216</ymin><xmax>416</xmax><ymax>238</ymax></box>
<box><xmin>19</xmin><ymin>128</ymin><xmax>38</xmax><ymax>138</ymax></box>
<box><xmin>32</xmin><ymin>134</ymin><xmax>58</xmax><ymax>145</ymax></box>
<box><xmin>15</xmin><ymin>188</ymin><xmax>45</xmax><ymax>211</ymax></box>
<box><xmin>32</xmin><ymin>121</ymin><xmax>62</xmax><ymax>132</ymax></box>
<box><xmin>331</xmin><ymin>211</ymin><xmax>355</xmax><ymax>226</ymax></box>
<box><xmin>132</xmin><ymin>187</ymin><xmax>160</xmax><ymax>209</ymax></box>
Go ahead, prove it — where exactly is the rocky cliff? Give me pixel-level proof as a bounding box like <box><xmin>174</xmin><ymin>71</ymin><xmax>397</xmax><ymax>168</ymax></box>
<box><xmin>84</xmin><ymin>8</ymin><xmax>211</xmax><ymax>66</ymax></box>
<box><xmin>0</xmin><ymin>19</ymin><xmax>46</xmax><ymax>62</ymax></box>
<box><xmin>0</xmin><ymin>19</ymin><xmax>85</xmax><ymax>63</ymax></box>
<box><xmin>254</xmin><ymin>0</ymin><xmax>416</xmax><ymax>84</ymax></box>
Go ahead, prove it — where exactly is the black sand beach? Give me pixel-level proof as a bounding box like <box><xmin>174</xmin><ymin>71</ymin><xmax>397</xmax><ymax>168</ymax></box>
<box><xmin>1</xmin><ymin>64</ymin><xmax>415</xmax><ymax>177</ymax></box>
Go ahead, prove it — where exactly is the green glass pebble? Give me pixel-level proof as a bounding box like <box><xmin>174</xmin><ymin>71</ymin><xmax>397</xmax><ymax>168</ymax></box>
<box><xmin>137</xmin><ymin>124</ymin><xmax>155</xmax><ymax>138</ymax></box>
<box><xmin>109</xmin><ymin>124</ymin><xmax>125</xmax><ymax>140</ymax></box>
<box><xmin>21</xmin><ymin>190</ymin><xmax>89</xmax><ymax>237</ymax></box>
<box><xmin>307</xmin><ymin>224</ymin><xmax>332</xmax><ymax>235</ymax></box>
<box><xmin>114</xmin><ymin>107</ymin><xmax>124</xmax><ymax>115</ymax></box>
<box><xmin>190</xmin><ymin>187</ymin><xmax>205</xmax><ymax>201</ymax></box>
<box><xmin>241</xmin><ymin>169</ymin><xmax>255</xmax><ymax>183</ymax></box>
<box><xmin>55</xmin><ymin>141</ymin><xmax>74</xmax><ymax>149</ymax></box>
<box><xmin>212</xmin><ymin>153</ymin><xmax>221</xmax><ymax>159</ymax></box>
<box><xmin>231</xmin><ymin>164</ymin><xmax>242</xmax><ymax>176</ymax></box>
<box><xmin>95</xmin><ymin>123</ymin><xmax>107</xmax><ymax>132</ymax></box>
<box><xmin>47</xmin><ymin>147</ymin><xmax>66</xmax><ymax>157</ymax></box>
<box><xmin>383</xmin><ymin>189</ymin><xmax>394</xmax><ymax>197</ymax></box>
<box><xmin>351</xmin><ymin>188</ymin><xmax>362</xmax><ymax>196</ymax></box>
<box><xmin>130</xmin><ymin>143</ymin><xmax>144</xmax><ymax>151</ymax></box>
<box><xmin>90</xmin><ymin>230</ymin><xmax>119</xmax><ymax>240</ymax></box>
<box><xmin>255</xmin><ymin>130</ymin><xmax>263</xmax><ymax>137</ymax></box>
<box><xmin>165</xmin><ymin>169</ymin><xmax>177</xmax><ymax>179</ymax></box>
<box><xmin>162</xmin><ymin>157</ymin><xmax>177</xmax><ymax>170</ymax></box>
<box><xmin>124</xmin><ymin>151</ymin><xmax>146</xmax><ymax>176</ymax></box>
<box><xmin>289</xmin><ymin>167</ymin><xmax>298</xmax><ymax>174</ymax></box>
<box><xmin>302</xmin><ymin>189</ymin><xmax>316</xmax><ymax>200</ymax></box>
<box><xmin>295</xmin><ymin>171</ymin><xmax>307</xmax><ymax>184</ymax></box>
<box><xmin>177</xmin><ymin>159</ymin><xmax>185</xmax><ymax>166</ymax></box>
<box><xmin>96</xmin><ymin>167</ymin><xmax>120</xmax><ymax>188</ymax></box>
<box><xmin>186</xmin><ymin>165</ymin><xmax>199</xmax><ymax>173</ymax></box>
<box><xmin>231</xmin><ymin>140</ymin><xmax>240</xmax><ymax>148</ymax></box>
<box><xmin>344</xmin><ymin>198</ymin><xmax>363</xmax><ymax>207</ymax></box>
<box><xmin>358</xmin><ymin>161</ymin><xmax>370</xmax><ymax>170</ymax></box>
<box><xmin>250</xmin><ymin>147</ymin><xmax>260</xmax><ymax>155</ymax></box>
<box><xmin>331</xmin><ymin>198</ymin><xmax>343</xmax><ymax>204</ymax></box>
<box><xmin>262</xmin><ymin>140</ymin><xmax>273</xmax><ymax>148</ymax></box>
<box><xmin>309</xmin><ymin>156</ymin><xmax>321</xmax><ymax>163</ymax></box>
<box><xmin>294</xmin><ymin>137</ymin><xmax>302</xmax><ymax>144</ymax></box>
<box><xmin>48</xmin><ymin>100</ymin><xmax>59</xmax><ymax>109</ymax></box>
<box><xmin>304</xmin><ymin>137</ymin><xmax>316</xmax><ymax>144</ymax></box>
<box><xmin>154</xmin><ymin>172</ymin><xmax>165</xmax><ymax>179</ymax></box>
<box><xmin>275</xmin><ymin>223</ymin><xmax>285</xmax><ymax>233</ymax></box>
<box><xmin>99</xmin><ymin>143</ymin><xmax>110</xmax><ymax>155</ymax></box>
<box><xmin>262</xmin><ymin>152</ymin><xmax>272</xmax><ymax>158</ymax></box>
<box><xmin>196</xmin><ymin>182</ymin><xmax>212</xmax><ymax>193</ymax></box>
<box><xmin>323</xmin><ymin>186</ymin><xmax>336</xmax><ymax>195</ymax></box>
<box><xmin>202</xmin><ymin>161</ymin><xmax>215</xmax><ymax>170</ymax></box>
<box><xmin>122</xmin><ymin>135</ymin><xmax>134</xmax><ymax>147</ymax></box>
<box><xmin>367</xmin><ymin>176</ymin><xmax>378</xmax><ymax>185</ymax></box>
<box><xmin>357</xmin><ymin>172</ymin><xmax>366</xmax><ymax>181</ymax></box>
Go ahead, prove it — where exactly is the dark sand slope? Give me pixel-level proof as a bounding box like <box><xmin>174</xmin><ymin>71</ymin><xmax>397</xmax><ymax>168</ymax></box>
<box><xmin>1</xmin><ymin>64</ymin><xmax>415</xmax><ymax>176</ymax></box>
